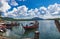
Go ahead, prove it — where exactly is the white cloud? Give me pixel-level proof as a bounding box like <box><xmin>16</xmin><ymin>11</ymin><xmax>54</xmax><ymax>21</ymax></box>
<box><xmin>10</xmin><ymin>0</ymin><xmax>18</xmax><ymax>6</ymax></box>
<box><xmin>38</xmin><ymin>3</ymin><xmax>60</xmax><ymax>19</ymax></box>
<box><xmin>4</xmin><ymin>8</ymin><xmax>17</xmax><ymax>17</ymax></box>
<box><xmin>2</xmin><ymin>2</ymin><xmax>60</xmax><ymax>19</ymax></box>
<box><xmin>17</xmin><ymin>5</ymin><xmax>28</xmax><ymax>13</ymax></box>
<box><xmin>0</xmin><ymin>0</ymin><xmax>11</xmax><ymax>12</ymax></box>
<box><xmin>3</xmin><ymin>5</ymin><xmax>28</xmax><ymax>18</ymax></box>
<box><xmin>48</xmin><ymin>3</ymin><xmax>60</xmax><ymax>15</ymax></box>
<box><xmin>39</xmin><ymin>6</ymin><xmax>47</xmax><ymax>15</ymax></box>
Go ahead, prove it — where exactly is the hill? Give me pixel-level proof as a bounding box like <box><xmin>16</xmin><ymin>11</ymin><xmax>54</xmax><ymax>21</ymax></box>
<box><xmin>32</xmin><ymin>17</ymin><xmax>44</xmax><ymax>20</ymax></box>
<box><xmin>46</xmin><ymin>18</ymin><xmax>60</xmax><ymax>20</ymax></box>
<box><xmin>2</xmin><ymin>17</ymin><xmax>60</xmax><ymax>21</ymax></box>
<box><xmin>0</xmin><ymin>17</ymin><xmax>14</xmax><ymax>21</ymax></box>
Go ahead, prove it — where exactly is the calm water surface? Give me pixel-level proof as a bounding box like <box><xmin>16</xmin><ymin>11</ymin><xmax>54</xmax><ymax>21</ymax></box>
<box><xmin>3</xmin><ymin>20</ymin><xmax>60</xmax><ymax>39</ymax></box>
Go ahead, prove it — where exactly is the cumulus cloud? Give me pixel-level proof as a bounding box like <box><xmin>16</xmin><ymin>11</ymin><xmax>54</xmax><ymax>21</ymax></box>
<box><xmin>48</xmin><ymin>3</ymin><xmax>60</xmax><ymax>15</ymax></box>
<box><xmin>3</xmin><ymin>5</ymin><xmax>29</xmax><ymax>18</ymax></box>
<box><xmin>0</xmin><ymin>0</ymin><xmax>11</xmax><ymax>12</ymax></box>
<box><xmin>1</xmin><ymin>1</ymin><xmax>60</xmax><ymax>19</ymax></box>
<box><xmin>10</xmin><ymin>0</ymin><xmax>18</xmax><ymax>6</ymax></box>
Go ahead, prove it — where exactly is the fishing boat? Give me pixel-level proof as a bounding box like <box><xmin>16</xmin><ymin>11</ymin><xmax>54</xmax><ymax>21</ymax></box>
<box><xmin>6</xmin><ymin>22</ymin><xmax>19</xmax><ymax>30</ymax></box>
<box><xmin>23</xmin><ymin>21</ymin><xmax>39</xmax><ymax>30</ymax></box>
<box><xmin>5</xmin><ymin>21</ymin><xmax>20</xmax><ymax>26</ymax></box>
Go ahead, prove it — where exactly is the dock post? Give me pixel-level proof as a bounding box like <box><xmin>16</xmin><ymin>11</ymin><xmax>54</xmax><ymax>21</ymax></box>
<box><xmin>34</xmin><ymin>31</ymin><xmax>39</xmax><ymax>39</ymax></box>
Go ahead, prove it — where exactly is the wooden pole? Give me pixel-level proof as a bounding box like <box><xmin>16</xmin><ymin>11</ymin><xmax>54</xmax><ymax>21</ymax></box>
<box><xmin>34</xmin><ymin>31</ymin><xmax>39</xmax><ymax>39</ymax></box>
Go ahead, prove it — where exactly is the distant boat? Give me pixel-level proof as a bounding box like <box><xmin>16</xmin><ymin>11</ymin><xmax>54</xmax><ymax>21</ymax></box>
<box><xmin>6</xmin><ymin>22</ymin><xmax>19</xmax><ymax>30</ymax></box>
<box><xmin>0</xmin><ymin>21</ymin><xmax>19</xmax><ymax>31</ymax></box>
<box><xmin>23</xmin><ymin>21</ymin><xmax>39</xmax><ymax>30</ymax></box>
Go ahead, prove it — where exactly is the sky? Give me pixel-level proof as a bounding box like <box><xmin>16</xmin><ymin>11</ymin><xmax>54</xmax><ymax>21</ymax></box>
<box><xmin>0</xmin><ymin>0</ymin><xmax>60</xmax><ymax>19</ymax></box>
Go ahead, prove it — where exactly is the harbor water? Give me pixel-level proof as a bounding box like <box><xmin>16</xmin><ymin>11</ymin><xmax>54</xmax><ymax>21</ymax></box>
<box><xmin>2</xmin><ymin>20</ymin><xmax>60</xmax><ymax>39</ymax></box>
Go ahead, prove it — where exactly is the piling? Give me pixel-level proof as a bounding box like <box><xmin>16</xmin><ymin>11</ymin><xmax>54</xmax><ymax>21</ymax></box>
<box><xmin>34</xmin><ymin>31</ymin><xmax>39</xmax><ymax>39</ymax></box>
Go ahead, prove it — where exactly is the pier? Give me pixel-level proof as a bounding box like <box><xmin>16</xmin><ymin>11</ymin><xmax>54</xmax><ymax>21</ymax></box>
<box><xmin>55</xmin><ymin>20</ymin><xmax>60</xmax><ymax>32</ymax></box>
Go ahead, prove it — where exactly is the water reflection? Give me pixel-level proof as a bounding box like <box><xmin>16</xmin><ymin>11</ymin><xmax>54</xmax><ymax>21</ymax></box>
<box><xmin>1</xmin><ymin>20</ymin><xmax>60</xmax><ymax>39</ymax></box>
<box><xmin>3</xmin><ymin>22</ymin><xmax>25</xmax><ymax>39</ymax></box>
<box><xmin>39</xmin><ymin>20</ymin><xmax>60</xmax><ymax>39</ymax></box>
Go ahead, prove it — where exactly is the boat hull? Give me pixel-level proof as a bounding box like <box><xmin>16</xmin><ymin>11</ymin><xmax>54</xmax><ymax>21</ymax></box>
<box><xmin>23</xmin><ymin>24</ymin><xmax>39</xmax><ymax>30</ymax></box>
<box><xmin>23</xmin><ymin>21</ymin><xmax>39</xmax><ymax>30</ymax></box>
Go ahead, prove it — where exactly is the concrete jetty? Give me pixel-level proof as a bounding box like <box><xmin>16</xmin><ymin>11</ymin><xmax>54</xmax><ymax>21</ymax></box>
<box><xmin>55</xmin><ymin>20</ymin><xmax>60</xmax><ymax>32</ymax></box>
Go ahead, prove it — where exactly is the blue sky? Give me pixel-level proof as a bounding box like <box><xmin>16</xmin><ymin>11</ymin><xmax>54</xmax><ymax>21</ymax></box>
<box><xmin>0</xmin><ymin>0</ymin><xmax>60</xmax><ymax>19</ymax></box>
<box><xmin>8</xmin><ymin>0</ymin><xmax>60</xmax><ymax>11</ymax></box>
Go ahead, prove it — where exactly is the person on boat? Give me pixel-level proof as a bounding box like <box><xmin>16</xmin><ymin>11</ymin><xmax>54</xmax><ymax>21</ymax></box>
<box><xmin>26</xmin><ymin>24</ymin><xmax>28</xmax><ymax>28</ymax></box>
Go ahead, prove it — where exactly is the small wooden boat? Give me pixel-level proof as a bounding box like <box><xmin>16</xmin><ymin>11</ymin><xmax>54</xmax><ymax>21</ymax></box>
<box><xmin>23</xmin><ymin>21</ymin><xmax>39</xmax><ymax>30</ymax></box>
